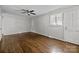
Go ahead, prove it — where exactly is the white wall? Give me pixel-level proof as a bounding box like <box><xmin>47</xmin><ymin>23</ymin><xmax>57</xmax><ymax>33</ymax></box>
<box><xmin>2</xmin><ymin>13</ymin><xmax>31</xmax><ymax>35</ymax></box>
<box><xmin>31</xmin><ymin>14</ymin><xmax>64</xmax><ymax>40</ymax></box>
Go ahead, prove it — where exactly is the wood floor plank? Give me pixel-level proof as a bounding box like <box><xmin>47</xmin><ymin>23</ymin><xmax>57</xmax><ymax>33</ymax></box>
<box><xmin>0</xmin><ymin>32</ymin><xmax>79</xmax><ymax>53</ymax></box>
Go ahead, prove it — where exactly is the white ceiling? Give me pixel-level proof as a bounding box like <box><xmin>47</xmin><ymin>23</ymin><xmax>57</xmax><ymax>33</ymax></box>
<box><xmin>1</xmin><ymin>5</ymin><xmax>70</xmax><ymax>16</ymax></box>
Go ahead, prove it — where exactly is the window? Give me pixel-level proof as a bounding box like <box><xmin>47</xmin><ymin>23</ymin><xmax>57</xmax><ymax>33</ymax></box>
<box><xmin>50</xmin><ymin>15</ymin><xmax>56</xmax><ymax>25</ymax></box>
<box><xmin>50</xmin><ymin>13</ymin><xmax>63</xmax><ymax>26</ymax></box>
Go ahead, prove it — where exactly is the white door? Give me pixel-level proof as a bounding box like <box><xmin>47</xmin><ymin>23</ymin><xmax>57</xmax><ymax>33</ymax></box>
<box><xmin>64</xmin><ymin>9</ymin><xmax>79</xmax><ymax>45</ymax></box>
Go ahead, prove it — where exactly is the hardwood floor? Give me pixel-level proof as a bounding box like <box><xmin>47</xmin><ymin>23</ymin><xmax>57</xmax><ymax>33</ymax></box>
<box><xmin>0</xmin><ymin>32</ymin><xmax>79</xmax><ymax>53</ymax></box>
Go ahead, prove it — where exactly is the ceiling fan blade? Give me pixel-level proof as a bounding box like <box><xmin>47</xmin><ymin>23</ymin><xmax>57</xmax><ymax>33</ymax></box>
<box><xmin>28</xmin><ymin>14</ymin><xmax>30</xmax><ymax>16</ymax></box>
<box><xmin>30</xmin><ymin>10</ymin><xmax>34</xmax><ymax>12</ymax></box>
<box><xmin>21</xmin><ymin>9</ymin><xmax>27</xmax><ymax>11</ymax></box>
<box><xmin>31</xmin><ymin>13</ymin><xmax>36</xmax><ymax>15</ymax></box>
<box><xmin>26</xmin><ymin>10</ymin><xmax>30</xmax><ymax>13</ymax></box>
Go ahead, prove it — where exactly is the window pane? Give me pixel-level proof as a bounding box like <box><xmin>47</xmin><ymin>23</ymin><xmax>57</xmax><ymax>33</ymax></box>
<box><xmin>56</xmin><ymin>17</ymin><xmax>62</xmax><ymax>25</ymax></box>
<box><xmin>56</xmin><ymin>13</ymin><xmax>63</xmax><ymax>25</ymax></box>
<box><xmin>50</xmin><ymin>15</ymin><xmax>56</xmax><ymax>25</ymax></box>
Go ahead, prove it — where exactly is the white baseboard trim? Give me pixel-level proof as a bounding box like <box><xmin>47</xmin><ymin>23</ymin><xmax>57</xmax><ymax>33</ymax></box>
<box><xmin>31</xmin><ymin>31</ymin><xmax>63</xmax><ymax>40</ymax></box>
<box><xmin>3</xmin><ymin>31</ymin><xmax>30</xmax><ymax>36</ymax></box>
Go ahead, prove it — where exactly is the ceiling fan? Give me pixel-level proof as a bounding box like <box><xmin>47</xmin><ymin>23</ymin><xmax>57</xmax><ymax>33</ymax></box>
<box><xmin>18</xmin><ymin>9</ymin><xmax>36</xmax><ymax>16</ymax></box>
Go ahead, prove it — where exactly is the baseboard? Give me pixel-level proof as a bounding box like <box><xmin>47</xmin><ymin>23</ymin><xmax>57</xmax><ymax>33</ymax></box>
<box><xmin>31</xmin><ymin>31</ymin><xmax>63</xmax><ymax>40</ymax></box>
<box><xmin>3</xmin><ymin>32</ymin><xmax>31</xmax><ymax>36</ymax></box>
